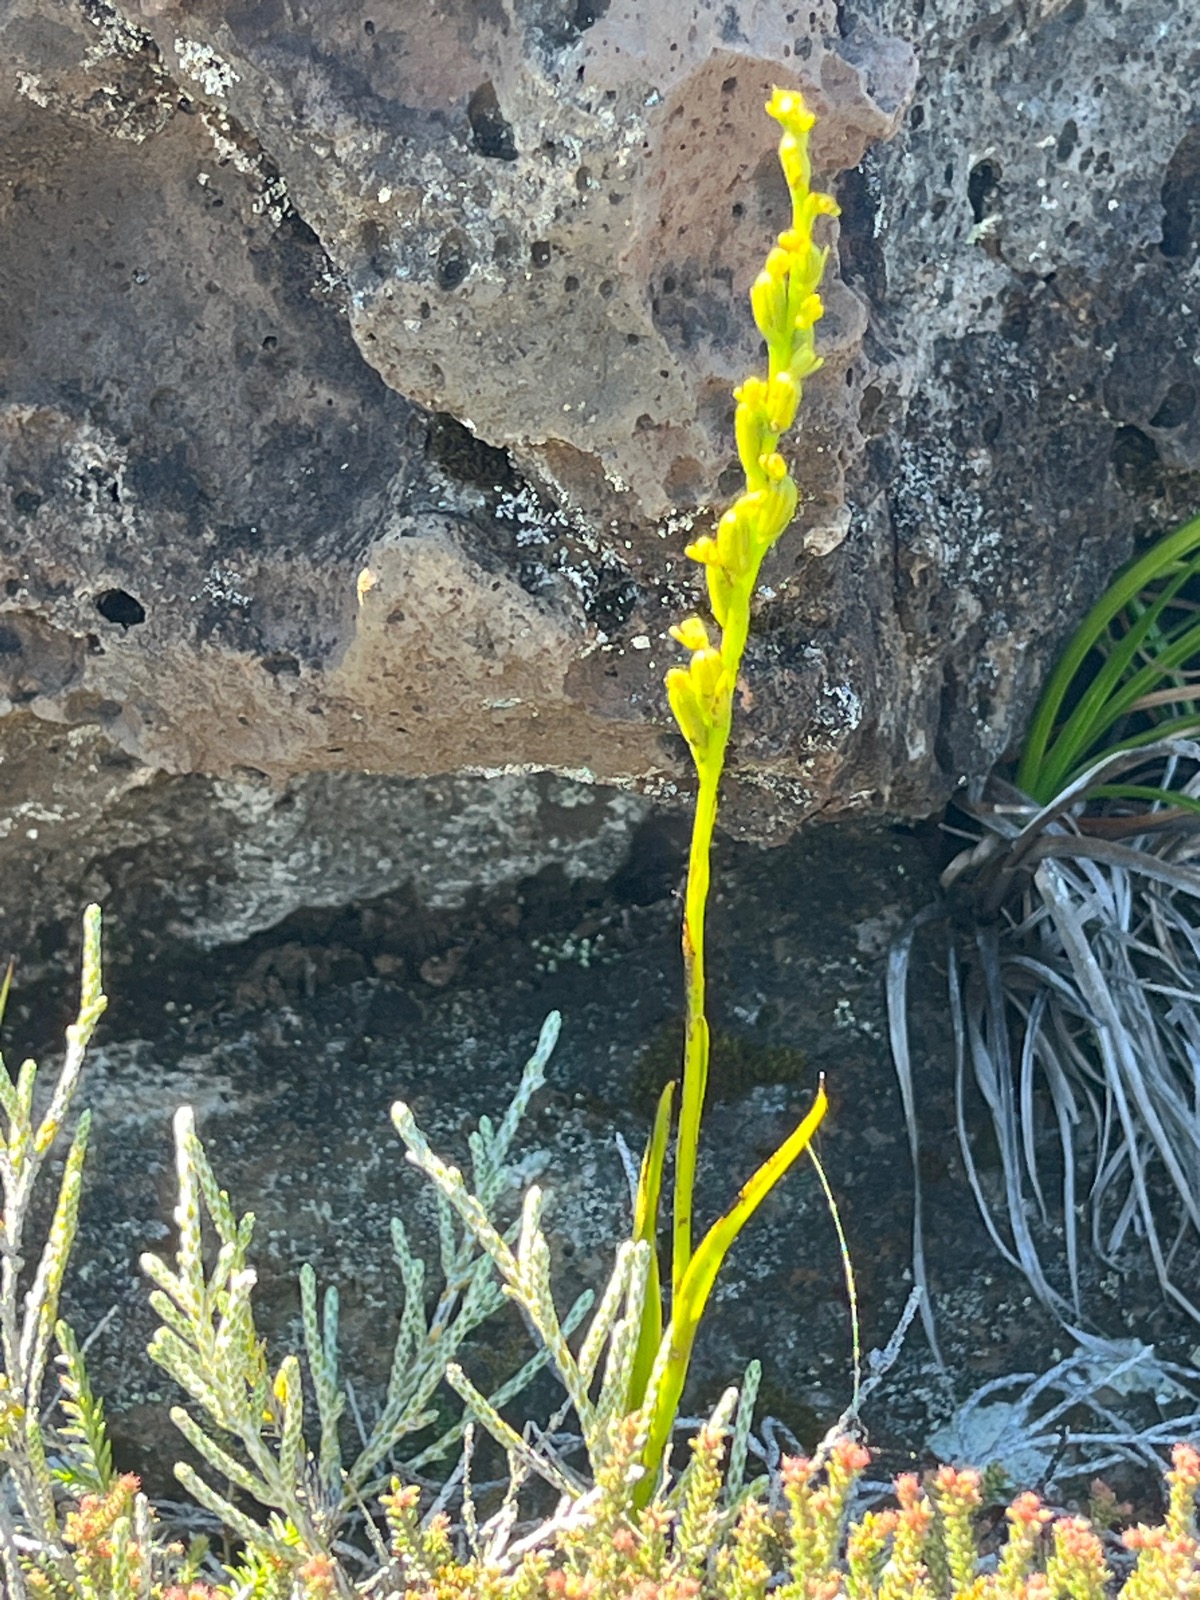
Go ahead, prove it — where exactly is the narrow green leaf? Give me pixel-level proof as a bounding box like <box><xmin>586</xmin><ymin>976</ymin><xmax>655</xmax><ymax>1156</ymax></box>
<box><xmin>639</xmin><ymin>1083</ymin><xmax>827</xmax><ymax>1501</ymax></box>
<box><xmin>0</xmin><ymin>960</ymin><xmax>13</xmax><ymax>1034</ymax></box>
<box><xmin>1018</xmin><ymin>513</ymin><xmax>1200</xmax><ymax>796</ymax></box>
<box><xmin>628</xmin><ymin>1080</ymin><xmax>674</xmax><ymax>1410</ymax></box>
<box><xmin>1053</xmin><ymin>615</ymin><xmax>1200</xmax><ymax>785</ymax></box>
<box><xmin>1086</xmin><ymin>782</ymin><xmax>1200</xmax><ymax>815</ymax></box>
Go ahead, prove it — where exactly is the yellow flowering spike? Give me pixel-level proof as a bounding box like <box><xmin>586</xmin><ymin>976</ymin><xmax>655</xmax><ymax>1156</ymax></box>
<box><xmin>642</xmin><ymin>83</ymin><xmax>834</xmax><ymax>1504</ymax></box>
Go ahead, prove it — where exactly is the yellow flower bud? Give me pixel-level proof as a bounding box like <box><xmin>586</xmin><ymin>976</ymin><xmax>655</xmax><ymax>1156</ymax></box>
<box><xmin>684</xmin><ymin>534</ymin><xmax>720</xmax><ymax>567</ymax></box>
<box><xmin>791</xmin><ymin>346</ymin><xmax>823</xmax><ymax>382</ymax></box>
<box><xmin>758</xmin><ymin>475</ymin><xmax>798</xmax><ymax>546</ymax></box>
<box><xmin>671</xmin><ymin>616</ymin><xmax>711</xmax><ymax>652</ymax></box>
<box><xmin>734</xmin><ymin>375</ymin><xmax>768</xmax><ymax>410</ymax></box>
<box><xmin>689</xmin><ymin>648</ymin><xmax>726</xmax><ymax>703</ymax></box>
<box><xmin>736</xmin><ymin>401</ymin><xmax>770</xmax><ymax>487</ymax></box>
<box><xmin>666</xmin><ymin>667</ymin><xmax>710</xmax><ymax>755</ymax></box>
<box><xmin>706</xmin><ymin>562</ymin><xmax>733</xmax><ymax>628</ymax></box>
<box><xmin>765</xmin><ymin>371</ymin><xmax>799</xmax><ymax>433</ymax></box>
<box><xmin>763</xmin><ymin>246</ymin><xmax>791</xmax><ymax>283</ymax></box>
<box><xmin>765</xmin><ymin>87</ymin><xmax>816</xmax><ymax>137</ymax></box>
<box><xmin>750</xmin><ymin>268</ymin><xmax>787</xmax><ymax>343</ymax></box>
<box><xmin>716</xmin><ymin>503</ymin><xmax>753</xmax><ymax>575</ymax></box>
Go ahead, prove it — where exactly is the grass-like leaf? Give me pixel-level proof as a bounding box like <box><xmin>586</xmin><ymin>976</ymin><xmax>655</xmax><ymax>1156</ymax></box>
<box><xmin>1018</xmin><ymin>513</ymin><xmax>1200</xmax><ymax>800</ymax></box>
<box><xmin>893</xmin><ymin>514</ymin><xmax>1200</xmax><ymax>1346</ymax></box>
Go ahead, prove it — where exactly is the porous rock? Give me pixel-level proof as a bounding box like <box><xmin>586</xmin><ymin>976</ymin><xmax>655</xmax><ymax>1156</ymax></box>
<box><xmin>1</xmin><ymin>0</ymin><xmax>1199</xmax><ymax>946</ymax></box>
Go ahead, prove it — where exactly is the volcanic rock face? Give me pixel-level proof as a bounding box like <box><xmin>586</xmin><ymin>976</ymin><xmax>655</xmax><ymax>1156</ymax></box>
<box><xmin>1</xmin><ymin>0</ymin><xmax>1198</xmax><ymax>947</ymax></box>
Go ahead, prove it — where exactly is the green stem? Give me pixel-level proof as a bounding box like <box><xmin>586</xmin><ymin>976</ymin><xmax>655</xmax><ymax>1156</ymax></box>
<box><xmin>672</xmin><ymin>759</ymin><xmax>722</xmax><ymax>1299</ymax></box>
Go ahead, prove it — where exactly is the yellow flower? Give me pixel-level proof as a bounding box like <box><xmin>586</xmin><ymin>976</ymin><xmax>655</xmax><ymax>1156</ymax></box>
<box><xmin>670</xmin><ymin>617</ymin><xmax>711</xmax><ymax>652</ymax></box>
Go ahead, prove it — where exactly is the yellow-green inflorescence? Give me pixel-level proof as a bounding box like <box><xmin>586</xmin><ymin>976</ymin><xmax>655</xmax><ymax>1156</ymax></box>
<box><xmin>661</xmin><ymin>91</ymin><xmax>838</xmax><ymax>1305</ymax></box>
<box><xmin>665</xmin><ymin>86</ymin><xmax>838</xmax><ymax>769</ymax></box>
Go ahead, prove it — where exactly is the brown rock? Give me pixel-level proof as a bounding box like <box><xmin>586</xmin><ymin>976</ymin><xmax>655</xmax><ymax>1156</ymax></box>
<box><xmin>2</xmin><ymin>0</ymin><xmax>1198</xmax><ymax>948</ymax></box>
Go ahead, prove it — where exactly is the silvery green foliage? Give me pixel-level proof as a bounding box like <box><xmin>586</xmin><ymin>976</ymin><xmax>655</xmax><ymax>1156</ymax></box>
<box><xmin>0</xmin><ymin>908</ymin><xmax>159</xmax><ymax>1600</ymax></box>
<box><xmin>140</xmin><ymin>1011</ymin><xmax>571</xmax><ymax>1579</ymax></box>
<box><xmin>389</xmin><ymin>1026</ymin><xmax>780</xmax><ymax>1586</ymax></box>
<box><xmin>393</xmin><ymin>1055</ymin><xmax>756</xmax><ymax>1515</ymax></box>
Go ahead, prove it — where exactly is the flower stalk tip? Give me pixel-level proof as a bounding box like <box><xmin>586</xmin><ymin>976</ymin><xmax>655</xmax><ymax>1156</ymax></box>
<box><xmin>666</xmin><ymin>85</ymin><xmax>838</xmax><ymax>777</ymax></box>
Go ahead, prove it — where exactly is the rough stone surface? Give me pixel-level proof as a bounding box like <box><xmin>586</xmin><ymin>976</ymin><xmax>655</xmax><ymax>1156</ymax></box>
<box><xmin>0</xmin><ymin>712</ymin><xmax>651</xmax><ymax>962</ymax></box>
<box><xmin>26</xmin><ymin>814</ymin><xmax>1200</xmax><ymax>1505</ymax></box>
<box><xmin>2</xmin><ymin>0</ymin><xmax>1200</xmax><ymax>925</ymax></box>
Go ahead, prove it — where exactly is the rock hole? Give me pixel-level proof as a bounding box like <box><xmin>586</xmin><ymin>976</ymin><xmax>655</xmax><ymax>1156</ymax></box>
<box><xmin>13</xmin><ymin>490</ymin><xmax>42</xmax><ymax>517</ymax></box>
<box><xmin>1056</xmin><ymin>118</ymin><xmax>1078</xmax><ymax>163</ymax></box>
<box><xmin>1161</xmin><ymin>127</ymin><xmax>1200</xmax><ymax>258</ymax></box>
<box><xmin>967</xmin><ymin>158</ymin><xmax>1001</xmax><ymax>223</ymax></box>
<box><xmin>1149</xmin><ymin>381</ymin><xmax>1197</xmax><ymax>429</ymax></box>
<box><xmin>530</xmin><ymin>241</ymin><xmax>552</xmax><ymax>267</ymax></box>
<box><xmin>572</xmin><ymin>0</ymin><xmax>610</xmax><ymax>27</ymax></box>
<box><xmin>0</xmin><ymin>625</ymin><xmax>22</xmax><ymax>655</ymax></box>
<box><xmin>436</xmin><ymin>230</ymin><xmax>470</xmax><ymax>291</ymax></box>
<box><xmin>467</xmin><ymin>81</ymin><xmax>518</xmax><ymax>162</ymax></box>
<box><xmin>1110</xmin><ymin>424</ymin><xmax>1160</xmax><ymax>489</ymax></box>
<box><xmin>95</xmin><ymin>589</ymin><xmax>146</xmax><ymax>627</ymax></box>
<box><xmin>564</xmin><ymin>274</ymin><xmax>579</xmax><ymax>292</ymax></box>
<box><xmin>261</xmin><ymin>652</ymin><xmax>301</xmax><ymax>676</ymax></box>
<box><xmin>261</xmin><ymin>335</ymin><xmax>278</xmax><ymax>350</ymax></box>
<box><xmin>909</xmin><ymin>103</ymin><xmax>925</xmax><ymax>129</ymax></box>
<box><xmin>721</xmin><ymin>75</ymin><xmax>738</xmax><ymax>93</ymax></box>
